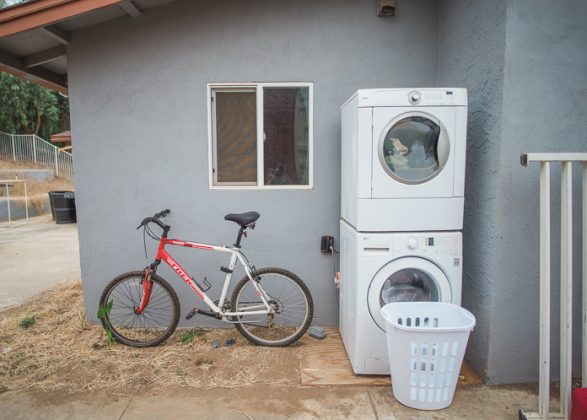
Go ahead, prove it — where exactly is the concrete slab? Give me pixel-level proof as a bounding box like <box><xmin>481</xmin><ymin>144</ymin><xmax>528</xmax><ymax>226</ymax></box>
<box><xmin>0</xmin><ymin>390</ymin><xmax>131</xmax><ymax>420</ymax></box>
<box><xmin>121</xmin><ymin>386</ymin><xmax>377</xmax><ymax>420</ymax></box>
<box><xmin>368</xmin><ymin>383</ymin><xmax>550</xmax><ymax>419</ymax></box>
<box><xmin>0</xmin><ymin>215</ymin><xmax>80</xmax><ymax>309</ymax></box>
<box><xmin>0</xmin><ymin>383</ymin><xmax>543</xmax><ymax>419</ymax></box>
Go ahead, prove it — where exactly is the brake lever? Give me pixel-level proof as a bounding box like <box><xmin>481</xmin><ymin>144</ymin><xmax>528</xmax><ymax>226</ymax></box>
<box><xmin>137</xmin><ymin>217</ymin><xmax>149</xmax><ymax>230</ymax></box>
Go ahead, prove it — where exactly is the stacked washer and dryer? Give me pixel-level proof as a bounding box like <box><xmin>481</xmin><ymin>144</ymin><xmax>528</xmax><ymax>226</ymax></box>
<box><xmin>339</xmin><ymin>88</ymin><xmax>468</xmax><ymax>375</ymax></box>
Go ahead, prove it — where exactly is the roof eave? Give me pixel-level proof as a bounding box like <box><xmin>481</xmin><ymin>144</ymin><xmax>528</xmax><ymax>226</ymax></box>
<box><xmin>0</xmin><ymin>0</ymin><xmax>134</xmax><ymax>93</ymax></box>
<box><xmin>0</xmin><ymin>0</ymin><xmax>126</xmax><ymax>38</ymax></box>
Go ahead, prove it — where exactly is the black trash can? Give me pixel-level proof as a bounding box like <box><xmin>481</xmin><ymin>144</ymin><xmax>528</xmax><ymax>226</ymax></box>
<box><xmin>48</xmin><ymin>191</ymin><xmax>76</xmax><ymax>224</ymax></box>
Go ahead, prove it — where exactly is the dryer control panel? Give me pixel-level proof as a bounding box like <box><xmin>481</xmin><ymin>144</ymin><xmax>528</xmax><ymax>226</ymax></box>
<box><xmin>353</xmin><ymin>88</ymin><xmax>467</xmax><ymax>107</ymax></box>
<box><xmin>408</xmin><ymin>90</ymin><xmax>455</xmax><ymax>106</ymax></box>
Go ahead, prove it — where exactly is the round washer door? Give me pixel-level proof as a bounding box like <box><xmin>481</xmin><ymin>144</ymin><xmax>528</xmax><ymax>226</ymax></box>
<box><xmin>377</xmin><ymin>112</ymin><xmax>450</xmax><ymax>185</ymax></box>
<box><xmin>368</xmin><ymin>257</ymin><xmax>452</xmax><ymax>332</ymax></box>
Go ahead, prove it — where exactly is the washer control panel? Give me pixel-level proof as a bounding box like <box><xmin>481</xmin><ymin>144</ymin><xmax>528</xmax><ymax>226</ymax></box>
<box><xmin>359</xmin><ymin>232</ymin><xmax>461</xmax><ymax>257</ymax></box>
<box><xmin>394</xmin><ymin>233</ymin><xmax>461</xmax><ymax>257</ymax></box>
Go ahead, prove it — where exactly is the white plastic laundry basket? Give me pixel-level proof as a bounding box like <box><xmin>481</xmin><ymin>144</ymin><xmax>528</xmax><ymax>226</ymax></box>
<box><xmin>381</xmin><ymin>302</ymin><xmax>476</xmax><ymax>410</ymax></box>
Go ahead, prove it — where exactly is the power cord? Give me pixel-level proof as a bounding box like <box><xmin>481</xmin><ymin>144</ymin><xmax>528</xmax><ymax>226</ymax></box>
<box><xmin>330</xmin><ymin>245</ymin><xmax>340</xmax><ymax>287</ymax></box>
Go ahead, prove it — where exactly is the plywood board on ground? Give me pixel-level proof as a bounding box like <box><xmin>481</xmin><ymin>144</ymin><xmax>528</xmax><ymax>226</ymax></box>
<box><xmin>300</xmin><ymin>328</ymin><xmax>482</xmax><ymax>386</ymax></box>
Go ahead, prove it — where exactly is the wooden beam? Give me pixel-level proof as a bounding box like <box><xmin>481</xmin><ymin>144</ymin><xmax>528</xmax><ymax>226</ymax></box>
<box><xmin>119</xmin><ymin>0</ymin><xmax>141</xmax><ymax>18</ymax></box>
<box><xmin>0</xmin><ymin>46</ymin><xmax>22</xmax><ymax>69</ymax></box>
<box><xmin>38</xmin><ymin>25</ymin><xmax>70</xmax><ymax>45</ymax></box>
<box><xmin>0</xmin><ymin>0</ymin><xmax>127</xmax><ymax>38</ymax></box>
<box><xmin>0</xmin><ymin>47</ymin><xmax>67</xmax><ymax>93</ymax></box>
<box><xmin>24</xmin><ymin>45</ymin><xmax>66</xmax><ymax>68</ymax></box>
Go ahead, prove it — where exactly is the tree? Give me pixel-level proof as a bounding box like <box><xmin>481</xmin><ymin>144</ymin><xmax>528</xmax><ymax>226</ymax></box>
<box><xmin>0</xmin><ymin>72</ymin><xmax>70</xmax><ymax>139</ymax></box>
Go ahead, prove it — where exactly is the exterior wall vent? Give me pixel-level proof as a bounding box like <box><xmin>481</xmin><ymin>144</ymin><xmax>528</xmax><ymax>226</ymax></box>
<box><xmin>376</xmin><ymin>0</ymin><xmax>396</xmax><ymax>17</ymax></box>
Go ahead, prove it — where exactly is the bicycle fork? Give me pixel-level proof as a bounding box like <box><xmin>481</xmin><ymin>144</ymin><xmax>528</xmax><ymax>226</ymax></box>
<box><xmin>135</xmin><ymin>267</ymin><xmax>155</xmax><ymax>315</ymax></box>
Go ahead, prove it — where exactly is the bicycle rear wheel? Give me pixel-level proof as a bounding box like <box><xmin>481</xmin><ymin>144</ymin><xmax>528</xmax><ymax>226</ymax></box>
<box><xmin>99</xmin><ymin>271</ymin><xmax>180</xmax><ymax>347</ymax></box>
<box><xmin>231</xmin><ymin>267</ymin><xmax>313</xmax><ymax>347</ymax></box>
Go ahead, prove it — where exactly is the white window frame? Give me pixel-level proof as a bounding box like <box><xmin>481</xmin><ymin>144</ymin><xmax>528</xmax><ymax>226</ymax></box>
<box><xmin>207</xmin><ymin>82</ymin><xmax>314</xmax><ymax>190</ymax></box>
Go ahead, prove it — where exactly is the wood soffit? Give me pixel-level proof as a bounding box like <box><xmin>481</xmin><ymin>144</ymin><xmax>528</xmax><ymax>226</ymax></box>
<box><xmin>0</xmin><ymin>0</ymin><xmax>146</xmax><ymax>92</ymax></box>
<box><xmin>0</xmin><ymin>0</ymin><xmax>126</xmax><ymax>38</ymax></box>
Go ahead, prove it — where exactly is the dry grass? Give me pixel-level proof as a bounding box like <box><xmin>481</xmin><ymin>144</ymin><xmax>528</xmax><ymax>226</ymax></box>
<box><xmin>0</xmin><ymin>161</ymin><xmax>46</xmax><ymax>171</ymax></box>
<box><xmin>0</xmin><ymin>159</ymin><xmax>73</xmax><ymax>196</ymax></box>
<box><xmin>0</xmin><ymin>175</ymin><xmax>73</xmax><ymax>197</ymax></box>
<box><xmin>0</xmin><ymin>282</ymin><xmax>302</xmax><ymax>394</ymax></box>
<box><xmin>0</xmin><ymin>160</ymin><xmax>73</xmax><ymax>213</ymax></box>
<box><xmin>7</xmin><ymin>195</ymin><xmax>48</xmax><ymax>214</ymax></box>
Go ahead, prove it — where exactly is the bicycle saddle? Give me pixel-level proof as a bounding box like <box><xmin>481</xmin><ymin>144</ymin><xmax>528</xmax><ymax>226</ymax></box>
<box><xmin>224</xmin><ymin>211</ymin><xmax>260</xmax><ymax>227</ymax></box>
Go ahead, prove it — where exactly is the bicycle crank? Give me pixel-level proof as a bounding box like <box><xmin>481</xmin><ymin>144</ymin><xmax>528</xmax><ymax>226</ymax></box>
<box><xmin>185</xmin><ymin>307</ymin><xmax>221</xmax><ymax>320</ymax></box>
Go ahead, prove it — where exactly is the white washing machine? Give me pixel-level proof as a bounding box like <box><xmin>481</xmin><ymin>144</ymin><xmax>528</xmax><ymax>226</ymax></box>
<box><xmin>339</xmin><ymin>220</ymin><xmax>462</xmax><ymax>375</ymax></box>
<box><xmin>341</xmin><ymin>88</ymin><xmax>468</xmax><ymax>232</ymax></box>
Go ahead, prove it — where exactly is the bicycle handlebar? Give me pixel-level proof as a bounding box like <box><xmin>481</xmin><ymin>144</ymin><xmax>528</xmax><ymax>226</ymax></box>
<box><xmin>137</xmin><ymin>209</ymin><xmax>171</xmax><ymax>230</ymax></box>
<box><xmin>154</xmin><ymin>209</ymin><xmax>170</xmax><ymax>219</ymax></box>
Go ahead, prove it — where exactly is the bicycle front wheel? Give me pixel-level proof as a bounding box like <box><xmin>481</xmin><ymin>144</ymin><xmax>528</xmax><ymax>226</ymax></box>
<box><xmin>99</xmin><ymin>271</ymin><xmax>180</xmax><ymax>347</ymax></box>
<box><xmin>231</xmin><ymin>267</ymin><xmax>314</xmax><ymax>347</ymax></box>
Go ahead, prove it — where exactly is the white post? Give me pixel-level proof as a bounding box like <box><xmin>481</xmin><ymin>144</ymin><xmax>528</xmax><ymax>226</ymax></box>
<box><xmin>538</xmin><ymin>161</ymin><xmax>551</xmax><ymax>418</ymax></box>
<box><xmin>33</xmin><ymin>136</ymin><xmax>37</xmax><ymax>163</ymax></box>
<box><xmin>5</xmin><ymin>183</ymin><xmax>10</xmax><ymax>225</ymax></box>
<box><xmin>11</xmin><ymin>134</ymin><xmax>15</xmax><ymax>161</ymax></box>
<box><xmin>54</xmin><ymin>147</ymin><xmax>59</xmax><ymax>177</ymax></box>
<box><xmin>560</xmin><ymin>161</ymin><xmax>573</xmax><ymax>418</ymax></box>
<box><xmin>23</xmin><ymin>180</ymin><xmax>28</xmax><ymax>222</ymax></box>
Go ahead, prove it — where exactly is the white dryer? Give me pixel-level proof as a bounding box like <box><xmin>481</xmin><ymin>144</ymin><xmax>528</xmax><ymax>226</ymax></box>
<box><xmin>341</xmin><ymin>88</ymin><xmax>468</xmax><ymax>232</ymax></box>
<box><xmin>339</xmin><ymin>220</ymin><xmax>462</xmax><ymax>375</ymax></box>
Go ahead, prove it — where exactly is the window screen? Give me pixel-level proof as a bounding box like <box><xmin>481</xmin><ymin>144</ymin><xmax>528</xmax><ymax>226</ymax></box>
<box><xmin>214</xmin><ymin>91</ymin><xmax>257</xmax><ymax>184</ymax></box>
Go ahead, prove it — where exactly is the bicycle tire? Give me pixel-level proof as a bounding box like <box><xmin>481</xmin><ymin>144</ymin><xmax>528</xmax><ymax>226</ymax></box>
<box><xmin>231</xmin><ymin>267</ymin><xmax>314</xmax><ymax>347</ymax></box>
<box><xmin>99</xmin><ymin>271</ymin><xmax>180</xmax><ymax>347</ymax></box>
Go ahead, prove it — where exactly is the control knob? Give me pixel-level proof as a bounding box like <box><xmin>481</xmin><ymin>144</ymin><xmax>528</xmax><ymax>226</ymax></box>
<box><xmin>407</xmin><ymin>237</ymin><xmax>418</xmax><ymax>250</ymax></box>
<box><xmin>408</xmin><ymin>90</ymin><xmax>421</xmax><ymax>105</ymax></box>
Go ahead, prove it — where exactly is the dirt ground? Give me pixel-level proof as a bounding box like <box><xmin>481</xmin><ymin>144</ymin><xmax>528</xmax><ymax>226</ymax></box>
<box><xmin>0</xmin><ymin>282</ymin><xmax>301</xmax><ymax>393</ymax></box>
<box><xmin>0</xmin><ymin>282</ymin><xmax>547</xmax><ymax>419</ymax></box>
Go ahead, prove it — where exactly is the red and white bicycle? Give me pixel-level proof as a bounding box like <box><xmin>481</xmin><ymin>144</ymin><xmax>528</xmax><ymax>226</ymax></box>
<box><xmin>99</xmin><ymin>209</ymin><xmax>314</xmax><ymax>347</ymax></box>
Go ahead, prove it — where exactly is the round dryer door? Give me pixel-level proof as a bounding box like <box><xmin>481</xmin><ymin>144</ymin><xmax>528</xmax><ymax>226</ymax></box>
<box><xmin>368</xmin><ymin>257</ymin><xmax>452</xmax><ymax>332</ymax></box>
<box><xmin>378</xmin><ymin>112</ymin><xmax>450</xmax><ymax>184</ymax></box>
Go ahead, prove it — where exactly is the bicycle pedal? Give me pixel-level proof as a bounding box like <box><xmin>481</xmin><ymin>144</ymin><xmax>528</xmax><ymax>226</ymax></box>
<box><xmin>185</xmin><ymin>308</ymin><xmax>198</xmax><ymax>320</ymax></box>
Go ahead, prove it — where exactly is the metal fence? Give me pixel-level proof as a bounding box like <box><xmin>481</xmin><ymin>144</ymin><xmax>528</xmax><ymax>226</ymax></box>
<box><xmin>0</xmin><ymin>130</ymin><xmax>73</xmax><ymax>180</ymax></box>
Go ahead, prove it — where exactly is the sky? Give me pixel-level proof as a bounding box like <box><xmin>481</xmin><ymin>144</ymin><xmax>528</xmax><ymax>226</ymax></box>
<box><xmin>1</xmin><ymin>0</ymin><xmax>29</xmax><ymax>9</ymax></box>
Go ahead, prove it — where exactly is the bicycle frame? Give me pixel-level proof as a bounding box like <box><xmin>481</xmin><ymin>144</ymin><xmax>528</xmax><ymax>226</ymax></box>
<box><xmin>136</xmin><ymin>236</ymin><xmax>273</xmax><ymax>320</ymax></box>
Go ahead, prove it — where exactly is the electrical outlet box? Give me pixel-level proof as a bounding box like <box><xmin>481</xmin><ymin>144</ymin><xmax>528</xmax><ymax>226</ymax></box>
<box><xmin>321</xmin><ymin>236</ymin><xmax>334</xmax><ymax>254</ymax></box>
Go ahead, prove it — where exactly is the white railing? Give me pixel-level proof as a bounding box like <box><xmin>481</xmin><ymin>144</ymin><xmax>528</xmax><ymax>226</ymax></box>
<box><xmin>0</xmin><ymin>130</ymin><xmax>73</xmax><ymax>180</ymax></box>
<box><xmin>520</xmin><ymin>153</ymin><xmax>587</xmax><ymax>420</ymax></box>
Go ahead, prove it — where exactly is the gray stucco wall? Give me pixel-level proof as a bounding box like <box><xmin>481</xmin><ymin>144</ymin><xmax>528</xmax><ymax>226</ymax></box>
<box><xmin>439</xmin><ymin>0</ymin><xmax>587</xmax><ymax>384</ymax></box>
<box><xmin>68</xmin><ymin>0</ymin><xmax>439</xmax><ymax>326</ymax></box>
<box><xmin>490</xmin><ymin>0</ymin><xmax>587</xmax><ymax>384</ymax></box>
<box><xmin>437</xmin><ymin>0</ymin><xmax>507</xmax><ymax>383</ymax></box>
